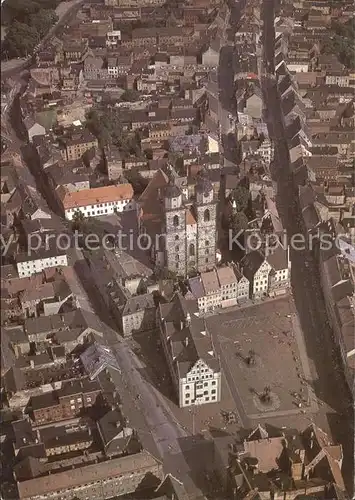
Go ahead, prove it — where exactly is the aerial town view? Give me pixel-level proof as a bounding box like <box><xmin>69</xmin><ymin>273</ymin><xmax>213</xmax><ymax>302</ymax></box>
<box><xmin>0</xmin><ymin>0</ymin><xmax>354</xmax><ymax>498</ymax></box>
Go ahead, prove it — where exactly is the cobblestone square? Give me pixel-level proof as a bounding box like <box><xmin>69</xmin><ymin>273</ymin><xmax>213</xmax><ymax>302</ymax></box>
<box><xmin>207</xmin><ymin>297</ymin><xmax>316</xmax><ymax>420</ymax></box>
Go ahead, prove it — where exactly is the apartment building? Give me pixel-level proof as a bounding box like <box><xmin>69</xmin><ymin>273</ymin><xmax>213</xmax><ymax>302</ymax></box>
<box><xmin>106</xmin><ymin>30</ymin><xmax>121</xmax><ymax>48</ymax></box>
<box><xmin>16</xmin><ymin>248</ymin><xmax>68</xmax><ymax>278</ymax></box>
<box><xmin>241</xmin><ymin>251</ymin><xmax>272</xmax><ymax>299</ymax></box>
<box><xmin>241</xmin><ymin>248</ymin><xmax>290</xmax><ymax>299</ymax></box>
<box><xmin>188</xmin><ymin>265</ymin><xmax>249</xmax><ymax>313</ymax></box>
<box><xmin>158</xmin><ymin>293</ymin><xmax>222</xmax><ymax>408</ymax></box>
<box><xmin>31</xmin><ymin>378</ymin><xmax>102</xmax><ymax>425</ymax></box>
<box><xmin>59</xmin><ymin>184</ymin><xmax>134</xmax><ymax>220</ymax></box>
<box><xmin>59</xmin><ymin>130</ymin><xmax>98</xmax><ymax>162</ymax></box>
<box><xmin>17</xmin><ymin>450</ymin><xmax>163</xmax><ymax>500</ymax></box>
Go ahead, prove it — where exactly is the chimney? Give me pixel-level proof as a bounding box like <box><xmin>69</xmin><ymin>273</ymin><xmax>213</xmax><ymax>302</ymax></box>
<box><xmin>29</xmin><ymin>359</ymin><xmax>34</xmax><ymax>369</ymax></box>
<box><xmin>184</xmin><ymin>337</ymin><xmax>189</xmax><ymax>347</ymax></box>
<box><xmin>180</xmin><ymin>320</ymin><xmax>184</xmax><ymax>330</ymax></box>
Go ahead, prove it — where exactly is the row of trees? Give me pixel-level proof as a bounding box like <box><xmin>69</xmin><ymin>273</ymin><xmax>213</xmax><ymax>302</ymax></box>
<box><xmin>2</xmin><ymin>0</ymin><xmax>59</xmax><ymax>59</ymax></box>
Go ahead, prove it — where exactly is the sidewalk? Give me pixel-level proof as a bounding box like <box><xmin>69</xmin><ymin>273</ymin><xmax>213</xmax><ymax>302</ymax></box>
<box><xmin>202</xmin><ymin>292</ymin><xmax>292</xmax><ymax>319</ymax></box>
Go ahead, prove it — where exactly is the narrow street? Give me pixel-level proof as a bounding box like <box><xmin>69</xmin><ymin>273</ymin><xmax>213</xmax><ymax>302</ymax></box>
<box><xmin>260</xmin><ymin>0</ymin><xmax>354</xmax><ymax>493</ymax></box>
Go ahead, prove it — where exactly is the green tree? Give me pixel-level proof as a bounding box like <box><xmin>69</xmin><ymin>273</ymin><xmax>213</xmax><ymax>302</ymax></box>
<box><xmin>321</xmin><ymin>19</ymin><xmax>355</xmax><ymax>69</ymax></box>
<box><xmin>29</xmin><ymin>9</ymin><xmax>58</xmax><ymax>38</ymax></box>
<box><xmin>120</xmin><ymin>89</ymin><xmax>140</xmax><ymax>102</ymax></box>
<box><xmin>229</xmin><ymin>211</ymin><xmax>248</xmax><ymax>233</ymax></box>
<box><xmin>3</xmin><ymin>20</ymin><xmax>38</xmax><ymax>57</ymax></box>
<box><xmin>71</xmin><ymin>210</ymin><xmax>85</xmax><ymax>231</ymax></box>
<box><xmin>230</xmin><ymin>185</ymin><xmax>249</xmax><ymax>213</ymax></box>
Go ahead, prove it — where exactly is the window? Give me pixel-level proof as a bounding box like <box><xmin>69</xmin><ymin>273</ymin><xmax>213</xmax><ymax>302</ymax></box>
<box><xmin>205</xmin><ymin>258</ymin><xmax>208</xmax><ymax>263</ymax></box>
<box><xmin>212</xmin><ymin>381</ymin><xmax>216</xmax><ymax>385</ymax></box>
<box><xmin>175</xmin><ymin>245</ymin><xmax>179</xmax><ymax>251</ymax></box>
<box><xmin>175</xmin><ymin>234</ymin><xmax>179</xmax><ymax>240</ymax></box>
<box><xmin>189</xmin><ymin>243</ymin><xmax>195</xmax><ymax>256</ymax></box>
<box><xmin>173</xmin><ymin>215</ymin><xmax>179</xmax><ymax>226</ymax></box>
<box><xmin>175</xmin><ymin>254</ymin><xmax>179</xmax><ymax>261</ymax></box>
<box><xmin>185</xmin><ymin>400</ymin><xmax>189</xmax><ymax>405</ymax></box>
<box><xmin>205</xmin><ymin>397</ymin><xmax>209</xmax><ymax>401</ymax></box>
<box><xmin>212</xmin><ymin>396</ymin><xmax>216</xmax><ymax>401</ymax></box>
<box><xmin>203</xmin><ymin>209</ymin><xmax>210</xmax><ymax>222</ymax></box>
<box><xmin>186</xmin><ymin>393</ymin><xmax>190</xmax><ymax>398</ymax></box>
<box><xmin>211</xmin><ymin>389</ymin><xmax>216</xmax><ymax>394</ymax></box>
<box><xmin>203</xmin><ymin>390</ymin><xmax>208</xmax><ymax>395</ymax></box>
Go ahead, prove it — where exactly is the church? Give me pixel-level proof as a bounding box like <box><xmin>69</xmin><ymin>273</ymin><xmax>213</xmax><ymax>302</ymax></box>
<box><xmin>138</xmin><ymin>165</ymin><xmax>218</xmax><ymax>277</ymax></box>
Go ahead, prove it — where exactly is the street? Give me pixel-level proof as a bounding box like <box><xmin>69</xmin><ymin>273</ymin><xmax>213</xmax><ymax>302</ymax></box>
<box><xmin>260</xmin><ymin>0</ymin><xmax>354</xmax><ymax>492</ymax></box>
<box><xmin>1</xmin><ymin>0</ymin><xmax>84</xmax><ymax>80</ymax></box>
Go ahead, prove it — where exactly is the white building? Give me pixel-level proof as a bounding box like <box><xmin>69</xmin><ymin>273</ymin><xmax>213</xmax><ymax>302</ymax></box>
<box><xmin>24</xmin><ymin>118</ymin><xmax>46</xmax><ymax>143</ymax></box>
<box><xmin>267</xmin><ymin>246</ymin><xmax>291</xmax><ymax>296</ymax></box>
<box><xmin>59</xmin><ymin>184</ymin><xmax>134</xmax><ymax>220</ymax></box>
<box><xmin>187</xmin><ymin>265</ymin><xmax>250</xmax><ymax>313</ymax></box>
<box><xmin>241</xmin><ymin>247</ymin><xmax>290</xmax><ymax>299</ymax></box>
<box><xmin>241</xmin><ymin>251</ymin><xmax>272</xmax><ymax>299</ymax></box>
<box><xmin>257</xmin><ymin>139</ymin><xmax>274</xmax><ymax>166</ymax></box>
<box><xmin>16</xmin><ymin>249</ymin><xmax>68</xmax><ymax>278</ymax></box>
<box><xmin>107</xmin><ymin>57</ymin><xmax>118</xmax><ymax>77</ymax></box>
<box><xmin>158</xmin><ymin>293</ymin><xmax>222</xmax><ymax>408</ymax></box>
<box><xmin>106</xmin><ymin>30</ymin><xmax>121</xmax><ymax>47</ymax></box>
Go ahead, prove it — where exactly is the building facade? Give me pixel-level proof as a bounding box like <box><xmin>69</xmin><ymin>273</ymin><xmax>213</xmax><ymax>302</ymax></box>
<box><xmin>158</xmin><ymin>293</ymin><xmax>222</xmax><ymax>408</ymax></box>
<box><xmin>59</xmin><ymin>184</ymin><xmax>135</xmax><ymax>220</ymax></box>
<box><xmin>16</xmin><ymin>250</ymin><xmax>68</xmax><ymax>278</ymax></box>
<box><xmin>139</xmin><ymin>167</ymin><xmax>218</xmax><ymax>278</ymax></box>
<box><xmin>17</xmin><ymin>450</ymin><xmax>163</xmax><ymax>500</ymax></box>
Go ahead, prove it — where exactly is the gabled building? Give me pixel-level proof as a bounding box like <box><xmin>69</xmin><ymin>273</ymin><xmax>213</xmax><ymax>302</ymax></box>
<box><xmin>187</xmin><ymin>265</ymin><xmax>250</xmax><ymax>313</ymax></box>
<box><xmin>158</xmin><ymin>293</ymin><xmax>221</xmax><ymax>407</ymax></box>
<box><xmin>266</xmin><ymin>246</ymin><xmax>290</xmax><ymax>297</ymax></box>
<box><xmin>240</xmin><ymin>251</ymin><xmax>272</xmax><ymax>299</ymax></box>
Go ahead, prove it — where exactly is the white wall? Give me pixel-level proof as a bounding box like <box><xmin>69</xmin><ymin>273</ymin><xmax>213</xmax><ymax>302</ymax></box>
<box><xmin>180</xmin><ymin>361</ymin><xmax>221</xmax><ymax>407</ymax></box>
<box><xmin>17</xmin><ymin>255</ymin><xmax>68</xmax><ymax>278</ymax></box>
<box><xmin>65</xmin><ymin>198</ymin><xmax>135</xmax><ymax>220</ymax></box>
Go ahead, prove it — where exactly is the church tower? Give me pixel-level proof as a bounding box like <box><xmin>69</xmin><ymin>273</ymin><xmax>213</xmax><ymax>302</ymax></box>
<box><xmin>195</xmin><ymin>173</ymin><xmax>217</xmax><ymax>273</ymax></box>
<box><xmin>163</xmin><ymin>182</ymin><xmax>187</xmax><ymax>277</ymax></box>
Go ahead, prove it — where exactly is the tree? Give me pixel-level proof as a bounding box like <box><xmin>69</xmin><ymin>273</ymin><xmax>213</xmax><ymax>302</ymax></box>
<box><xmin>247</xmin><ymin>349</ymin><xmax>256</xmax><ymax>366</ymax></box>
<box><xmin>3</xmin><ymin>20</ymin><xmax>38</xmax><ymax>58</ymax></box>
<box><xmin>260</xmin><ymin>385</ymin><xmax>271</xmax><ymax>403</ymax></box>
<box><xmin>230</xmin><ymin>185</ymin><xmax>249</xmax><ymax>212</ymax></box>
<box><xmin>120</xmin><ymin>89</ymin><xmax>140</xmax><ymax>102</ymax></box>
<box><xmin>321</xmin><ymin>19</ymin><xmax>355</xmax><ymax>69</ymax></box>
<box><xmin>29</xmin><ymin>9</ymin><xmax>58</xmax><ymax>38</ymax></box>
<box><xmin>71</xmin><ymin>210</ymin><xmax>85</xmax><ymax>231</ymax></box>
<box><xmin>229</xmin><ymin>211</ymin><xmax>248</xmax><ymax>233</ymax></box>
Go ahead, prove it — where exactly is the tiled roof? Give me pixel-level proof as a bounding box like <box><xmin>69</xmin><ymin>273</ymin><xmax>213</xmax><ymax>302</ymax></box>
<box><xmin>60</xmin><ymin>184</ymin><xmax>133</xmax><ymax>210</ymax></box>
<box><xmin>17</xmin><ymin>451</ymin><xmax>161</xmax><ymax>499</ymax></box>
